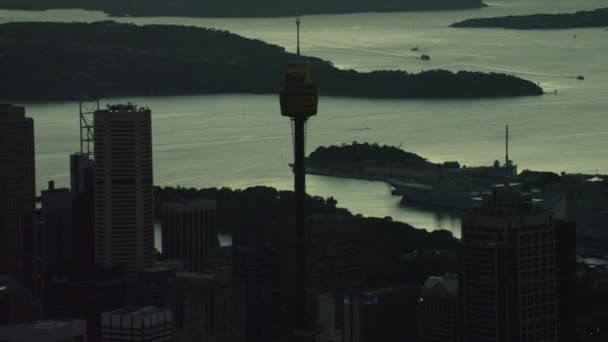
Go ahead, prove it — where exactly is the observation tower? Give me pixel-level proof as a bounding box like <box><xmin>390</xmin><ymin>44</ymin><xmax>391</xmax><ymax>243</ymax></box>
<box><xmin>279</xmin><ymin>18</ymin><xmax>319</xmax><ymax>335</ymax></box>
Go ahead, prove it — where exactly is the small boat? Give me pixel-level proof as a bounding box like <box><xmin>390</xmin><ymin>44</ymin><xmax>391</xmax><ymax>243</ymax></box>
<box><xmin>411</xmin><ymin>46</ymin><xmax>419</xmax><ymax>51</ymax></box>
<box><xmin>577</xmin><ymin>75</ymin><xmax>585</xmax><ymax>80</ymax></box>
<box><xmin>421</xmin><ymin>54</ymin><xmax>431</xmax><ymax>61</ymax></box>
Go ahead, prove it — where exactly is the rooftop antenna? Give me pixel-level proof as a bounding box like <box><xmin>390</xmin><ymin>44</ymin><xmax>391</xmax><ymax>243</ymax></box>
<box><xmin>505</xmin><ymin>125</ymin><xmax>509</xmax><ymax>184</ymax></box>
<box><xmin>296</xmin><ymin>17</ymin><xmax>301</xmax><ymax>56</ymax></box>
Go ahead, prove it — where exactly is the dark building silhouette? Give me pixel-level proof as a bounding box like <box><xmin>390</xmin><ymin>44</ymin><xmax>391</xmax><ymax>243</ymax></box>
<box><xmin>40</xmin><ymin>181</ymin><xmax>73</xmax><ymax>276</ymax></box>
<box><xmin>232</xmin><ymin>241</ymin><xmax>278</xmax><ymax>342</ymax></box>
<box><xmin>69</xmin><ymin>153</ymin><xmax>95</xmax><ymax>280</ymax></box>
<box><xmin>127</xmin><ymin>267</ymin><xmax>177</xmax><ymax>311</ymax></box>
<box><xmin>44</xmin><ymin>266</ymin><xmax>126</xmax><ymax>342</ymax></box>
<box><xmin>100</xmin><ymin>306</ymin><xmax>173</xmax><ymax>342</ymax></box>
<box><xmin>161</xmin><ymin>200</ymin><xmax>218</xmax><ymax>272</ymax></box>
<box><xmin>0</xmin><ymin>104</ymin><xmax>35</xmax><ymax>287</ymax></box>
<box><xmin>419</xmin><ymin>273</ymin><xmax>459</xmax><ymax>342</ymax></box>
<box><xmin>0</xmin><ymin>276</ymin><xmax>37</xmax><ymax>324</ymax></box>
<box><xmin>342</xmin><ymin>285</ymin><xmax>420</xmax><ymax>342</ymax></box>
<box><xmin>174</xmin><ymin>269</ymin><xmax>246</xmax><ymax>342</ymax></box>
<box><xmin>461</xmin><ymin>184</ymin><xmax>558</xmax><ymax>342</ymax></box>
<box><xmin>0</xmin><ymin>318</ymin><xmax>87</xmax><ymax>341</ymax></box>
<box><xmin>555</xmin><ymin>221</ymin><xmax>577</xmax><ymax>342</ymax></box>
<box><xmin>94</xmin><ymin>105</ymin><xmax>154</xmax><ymax>281</ymax></box>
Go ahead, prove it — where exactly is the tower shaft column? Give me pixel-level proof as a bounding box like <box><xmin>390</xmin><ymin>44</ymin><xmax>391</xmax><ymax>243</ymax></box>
<box><xmin>293</xmin><ymin>117</ymin><xmax>308</xmax><ymax>330</ymax></box>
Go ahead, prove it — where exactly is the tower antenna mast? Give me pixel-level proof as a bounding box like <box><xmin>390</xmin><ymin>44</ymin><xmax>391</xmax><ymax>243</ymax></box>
<box><xmin>296</xmin><ymin>18</ymin><xmax>301</xmax><ymax>56</ymax></box>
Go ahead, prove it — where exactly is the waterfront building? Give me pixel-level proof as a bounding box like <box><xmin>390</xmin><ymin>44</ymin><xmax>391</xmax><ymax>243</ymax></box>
<box><xmin>419</xmin><ymin>273</ymin><xmax>459</xmax><ymax>342</ymax></box>
<box><xmin>94</xmin><ymin>104</ymin><xmax>154</xmax><ymax>280</ymax></box>
<box><xmin>161</xmin><ymin>200</ymin><xmax>218</xmax><ymax>273</ymax></box>
<box><xmin>0</xmin><ymin>104</ymin><xmax>35</xmax><ymax>286</ymax></box>
<box><xmin>0</xmin><ymin>318</ymin><xmax>87</xmax><ymax>342</ymax></box>
<box><xmin>100</xmin><ymin>306</ymin><xmax>173</xmax><ymax>342</ymax></box>
<box><xmin>461</xmin><ymin>184</ymin><xmax>558</xmax><ymax>342</ymax></box>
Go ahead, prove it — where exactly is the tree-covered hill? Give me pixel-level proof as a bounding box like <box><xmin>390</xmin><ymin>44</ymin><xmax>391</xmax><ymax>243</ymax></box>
<box><xmin>307</xmin><ymin>142</ymin><xmax>433</xmax><ymax>168</ymax></box>
<box><xmin>0</xmin><ymin>21</ymin><xmax>543</xmax><ymax>101</ymax></box>
<box><xmin>0</xmin><ymin>0</ymin><xmax>486</xmax><ymax>17</ymax></box>
<box><xmin>452</xmin><ymin>7</ymin><xmax>608</xmax><ymax>29</ymax></box>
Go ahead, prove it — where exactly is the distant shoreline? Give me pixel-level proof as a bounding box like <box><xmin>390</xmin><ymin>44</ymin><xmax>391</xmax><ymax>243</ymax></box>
<box><xmin>452</xmin><ymin>7</ymin><xmax>608</xmax><ymax>29</ymax></box>
<box><xmin>0</xmin><ymin>0</ymin><xmax>487</xmax><ymax>18</ymax></box>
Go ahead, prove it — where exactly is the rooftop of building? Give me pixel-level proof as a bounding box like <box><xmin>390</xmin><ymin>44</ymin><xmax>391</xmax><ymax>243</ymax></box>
<box><xmin>107</xmin><ymin>306</ymin><xmax>168</xmax><ymax>316</ymax></box>
<box><xmin>422</xmin><ymin>273</ymin><xmax>459</xmax><ymax>295</ymax></box>
<box><xmin>3</xmin><ymin>319</ymin><xmax>84</xmax><ymax>330</ymax></box>
<box><xmin>0</xmin><ymin>103</ymin><xmax>26</xmax><ymax>120</ymax></box>
<box><xmin>102</xmin><ymin>102</ymin><xmax>149</xmax><ymax>112</ymax></box>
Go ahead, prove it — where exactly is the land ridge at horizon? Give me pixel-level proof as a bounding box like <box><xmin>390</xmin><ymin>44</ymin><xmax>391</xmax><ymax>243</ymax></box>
<box><xmin>0</xmin><ymin>21</ymin><xmax>542</xmax><ymax>102</ymax></box>
<box><xmin>0</xmin><ymin>0</ymin><xmax>486</xmax><ymax>18</ymax></box>
<box><xmin>452</xmin><ymin>7</ymin><xmax>608</xmax><ymax>29</ymax></box>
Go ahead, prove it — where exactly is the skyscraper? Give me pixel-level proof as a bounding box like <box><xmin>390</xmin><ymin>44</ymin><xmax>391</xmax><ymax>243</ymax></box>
<box><xmin>461</xmin><ymin>184</ymin><xmax>558</xmax><ymax>342</ymax></box>
<box><xmin>0</xmin><ymin>104</ymin><xmax>35</xmax><ymax>286</ymax></box>
<box><xmin>94</xmin><ymin>104</ymin><xmax>154</xmax><ymax>280</ymax></box>
<box><xmin>161</xmin><ymin>199</ymin><xmax>218</xmax><ymax>272</ymax></box>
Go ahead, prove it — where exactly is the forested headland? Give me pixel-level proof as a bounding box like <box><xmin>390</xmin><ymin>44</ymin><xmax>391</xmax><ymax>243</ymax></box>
<box><xmin>0</xmin><ymin>21</ymin><xmax>543</xmax><ymax>102</ymax></box>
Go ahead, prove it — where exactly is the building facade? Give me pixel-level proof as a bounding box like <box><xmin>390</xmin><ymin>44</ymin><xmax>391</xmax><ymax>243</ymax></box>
<box><xmin>342</xmin><ymin>286</ymin><xmax>420</xmax><ymax>342</ymax></box>
<box><xmin>161</xmin><ymin>200</ymin><xmax>218</xmax><ymax>273</ymax></box>
<box><xmin>94</xmin><ymin>105</ymin><xmax>154</xmax><ymax>280</ymax></box>
<box><xmin>101</xmin><ymin>307</ymin><xmax>173</xmax><ymax>342</ymax></box>
<box><xmin>419</xmin><ymin>273</ymin><xmax>459</xmax><ymax>342</ymax></box>
<box><xmin>0</xmin><ymin>104</ymin><xmax>35</xmax><ymax>286</ymax></box>
<box><xmin>174</xmin><ymin>270</ymin><xmax>246</xmax><ymax>342</ymax></box>
<box><xmin>461</xmin><ymin>185</ymin><xmax>558</xmax><ymax>342</ymax></box>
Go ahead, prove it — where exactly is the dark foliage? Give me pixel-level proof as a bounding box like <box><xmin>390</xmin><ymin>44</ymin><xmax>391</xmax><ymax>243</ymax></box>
<box><xmin>154</xmin><ymin>185</ymin><xmax>460</xmax><ymax>286</ymax></box>
<box><xmin>0</xmin><ymin>0</ymin><xmax>485</xmax><ymax>17</ymax></box>
<box><xmin>0</xmin><ymin>21</ymin><xmax>542</xmax><ymax>101</ymax></box>
<box><xmin>519</xmin><ymin>169</ymin><xmax>561</xmax><ymax>189</ymax></box>
<box><xmin>307</xmin><ymin>141</ymin><xmax>432</xmax><ymax>167</ymax></box>
<box><xmin>452</xmin><ymin>7</ymin><xmax>608</xmax><ymax>29</ymax></box>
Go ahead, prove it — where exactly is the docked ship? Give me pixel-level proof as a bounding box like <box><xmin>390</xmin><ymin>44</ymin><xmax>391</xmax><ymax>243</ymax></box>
<box><xmin>388</xmin><ymin>161</ymin><xmax>518</xmax><ymax>210</ymax></box>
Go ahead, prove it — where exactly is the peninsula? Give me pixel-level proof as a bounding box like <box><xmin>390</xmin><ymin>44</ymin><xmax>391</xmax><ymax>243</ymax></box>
<box><xmin>0</xmin><ymin>0</ymin><xmax>486</xmax><ymax>17</ymax></box>
<box><xmin>0</xmin><ymin>22</ymin><xmax>542</xmax><ymax>102</ymax></box>
<box><xmin>452</xmin><ymin>7</ymin><xmax>608</xmax><ymax>29</ymax></box>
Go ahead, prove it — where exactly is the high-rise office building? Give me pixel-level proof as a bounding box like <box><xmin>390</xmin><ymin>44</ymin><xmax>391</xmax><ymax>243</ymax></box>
<box><xmin>94</xmin><ymin>104</ymin><xmax>154</xmax><ymax>280</ymax></box>
<box><xmin>161</xmin><ymin>200</ymin><xmax>218</xmax><ymax>272</ymax></box>
<box><xmin>101</xmin><ymin>307</ymin><xmax>173</xmax><ymax>342</ymax></box>
<box><xmin>461</xmin><ymin>184</ymin><xmax>558</xmax><ymax>342</ymax></box>
<box><xmin>0</xmin><ymin>104</ymin><xmax>35</xmax><ymax>287</ymax></box>
<box><xmin>419</xmin><ymin>273</ymin><xmax>459</xmax><ymax>342</ymax></box>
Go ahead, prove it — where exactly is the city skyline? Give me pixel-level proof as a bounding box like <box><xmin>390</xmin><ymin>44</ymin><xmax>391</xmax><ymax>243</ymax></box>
<box><xmin>1</xmin><ymin>1</ymin><xmax>607</xmax><ymax>341</ymax></box>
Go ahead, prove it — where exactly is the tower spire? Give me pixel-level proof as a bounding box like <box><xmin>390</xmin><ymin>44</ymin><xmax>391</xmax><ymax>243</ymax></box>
<box><xmin>296</xmin><ymin>18</ymin><xmax>301</xmax><ymax>56</ymax></box>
